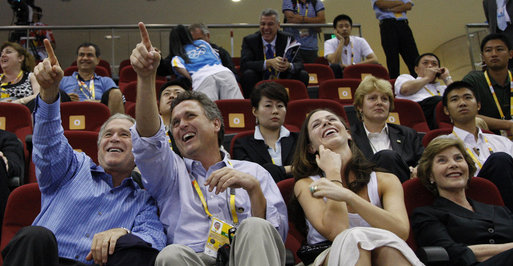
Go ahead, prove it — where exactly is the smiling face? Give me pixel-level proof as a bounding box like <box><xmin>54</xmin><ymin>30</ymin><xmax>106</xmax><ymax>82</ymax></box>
<box><xmin>0</xmin><ymin>45</ymin><xmax>23</xmax><ymax>71</ymax></box>
<box><xmin>159</xmin><ymin>85</ymin><xmax>187</xmax><ymax>117</ymax></box>
<box><xmin>358</xmin><ymin>89</ymin><xmax>390</xmax><ymax>124</ymax></box>
<box><xmin>307</xmin><ymin>110</ymin><xmax>350</xmax><ymax>153</ymax></box>
<box><xmin>97</xmin><ymin>118</ymin><xmax>135</xmax><ymax>175</ymax></box>
<box><xmin>171</xmin><ymin>100</ymin><xmax>221</xmax><ymax>159</ymax></box>
<box><xmin>260</xmin><ymin>15</ymin><xmax>280</xmax><ymax>43</ymax></box>
<box><xmin>444</xmin><ymin>87</ymin><xmax>480</xmax><ymax>126</ymax></box>
<box><xmin>77</xmin><ymin>46</ymin><xmax>100</xmax><ymax>73</ymax></box>
<box><xmin>481</xmin><ymin>39</ymin><xmax>513</xmax><ymax>71</ymax></box>
<box><xmin>253</xmin><ymin>96</ymin><xmax>286</xmax><ymax>131</ymax></box>
<box><xmin>430</xmin><ymin>146</ymin><xmax>469</xmax><ymax>196</ymax></box>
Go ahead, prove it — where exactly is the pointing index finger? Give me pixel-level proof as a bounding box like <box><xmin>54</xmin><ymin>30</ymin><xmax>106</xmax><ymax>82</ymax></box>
<box><xmin>43</xmin><ymin>39</ymin><xmax>58</xmax><ymax>66</ymax></box>
<box><xmin>138</xmin><ymin>22</ymin><xmax>152</xmax><ymax>50</ymax></box>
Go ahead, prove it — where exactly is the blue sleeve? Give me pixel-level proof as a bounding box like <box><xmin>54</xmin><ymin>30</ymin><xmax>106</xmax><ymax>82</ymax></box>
<box><xmin>100</xmin><ymin>77</ymin><xmax>117</xmax><ymax>91</ymax></box>
<box><xmin>314</xmin><ymin>0</ymin><xmax>325</xmax><ymax>12</ymax></box>
<box><xmin>32</xmin><ymin>96</ymin><xmax>79</xmax><ymax>193</ymax></box>
<box><xmin>282</xmin><ymin>0</ymin><xmax>294</xmax><ymax>12</ymax></box>
<box><xmin>130</xmin><ymin>194</ymin><xmax>167</xmax><ymax>250</ymax></box>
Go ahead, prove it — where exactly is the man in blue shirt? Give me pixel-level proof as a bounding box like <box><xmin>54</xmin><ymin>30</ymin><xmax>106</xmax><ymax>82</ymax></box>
<box><xmin>130</xmin><ymin>23</ymin><xmax>288</xmax><ymax>266</ymax></box>
<box><xmin>59</xmin><ymin>42</ymin><xmax>125</xmax><ymax>114</ymax></box>
<box><xmin>371</xmin><ymin>0</ymin><xmax>419</xmax><ymax>79</ymax></box>
<box><xmin>282</xmin><ymin>0</ymin><xmax>326</xmax><ymax>63</ymax></box>
<box><xmin>2</xmin><ymin>40</ymin><xmax>166</xmax><ymax>266</ymax></box>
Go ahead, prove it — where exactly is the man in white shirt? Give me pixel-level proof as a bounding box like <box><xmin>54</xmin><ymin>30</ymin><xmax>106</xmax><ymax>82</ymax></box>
<box><xmin>442</xmin><ymin>80</ymin><xmax>513</xmax><ymax>210</ymax></box>
<box><xmin>395</xmin><ymin>52</ymin><xmax>453</xmax><ymax>129</ymax></box>
<box><xmin>324</xmin><ymin>14</ymin><xmax>378</xmax><ymax>78</ymax></box>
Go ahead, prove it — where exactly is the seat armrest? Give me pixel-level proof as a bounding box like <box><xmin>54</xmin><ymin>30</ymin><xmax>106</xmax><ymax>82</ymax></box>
<box><xmin>416</xmin><ymin>246</ymin><xmax>449</xmax><ymax>264</ymax></box>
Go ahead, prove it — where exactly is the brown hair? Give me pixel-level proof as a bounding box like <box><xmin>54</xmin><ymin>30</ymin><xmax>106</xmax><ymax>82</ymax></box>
<box><xmin>1</xmin><ymin>42</ymin><xmax>35</xmax><ymax>72</ymax></box>
<box><xmin>417</xmin><ymin>136</ymin><xmax>476</xmax><ymax>196</ymax></box>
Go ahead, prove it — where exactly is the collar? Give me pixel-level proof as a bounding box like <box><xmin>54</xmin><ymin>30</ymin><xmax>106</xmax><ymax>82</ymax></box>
<box><xmin>262</xmin><ymin>36</ymin><xmax>277</xmax><ymax>48</ymax></box>
<box><xmin>363</xmin><ymin>122</ymin><xmax>388</xmax><ymax>137</ymax></box>
<box><xmin>453</xmin><ymin>125</ymin><xmax>484</xmax><ymax>144</ymax></box>
<box><xmin>74</xmin><ymin>71</ymin><xmax>97</xmax><ymax>81</ymax></box>
<box><xmin>184</xmin><ymin>149</ymin><xmax>232</xmax><ymax>174</ymax></box>
<box><xmin>254</xmin><ymin>125</ymin><xmax>290</xmax><ymax>141</ymax></box>
<box><xmin>90</xmin><ymin>163</ymin><xmax>139</xmax><ymax>190</ymax></box>
<box><xmin>342</xmin><ymin>35</ymin><xmax>353</xmax><ymax>47</ymax></box>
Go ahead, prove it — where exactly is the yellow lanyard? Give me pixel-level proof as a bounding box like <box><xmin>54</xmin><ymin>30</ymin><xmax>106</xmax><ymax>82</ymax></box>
<box><xmin>484</xmin><ymin>70</ymin><xmax>513</xmax><ymax>119</ymax></box>
<box><xmin>296</xmin><ymin>1</ymin><xmax>308</xmax><ymax>16</ymax></box>
<box><xmin>452</xmin><ymin>131</ymin><xmax>494</xmax><ymax>169</ymax></box>
<box><xmin>424</xmin><ymin>85</ymin><xmax>441</xmax><ymax>96</ymax></box>
<box><xmin>191</xmin><ymin>160</ymin><xmax>239</xmax><ymax>225</ymax></box>
<box><xmin>0</xmin><ymin>71</ymin><xmax>23</xmax><ymax>98</ymax></box>
<box><xmin>165</xmin><ymin>130</ymin><xmax>173</xmax><ymax>150</ymax></box>
<box><xmin>76</xmin><ymin>74</ymin><xmax>95</xmax><ymax>100</ymax></box>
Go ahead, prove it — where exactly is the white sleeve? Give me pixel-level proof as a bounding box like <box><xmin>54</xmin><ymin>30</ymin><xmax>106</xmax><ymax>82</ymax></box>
<box><xmin>358</xmin><ymin>37</ymin><xmax>374</xmax><ymax>58</ymax></box>
<box><xmin>324</xmin><ymin>38</ymin><xmax>338</xmax><ymax>58</ymax></box>
<box><xmin>394</xmin><ymin>74</ymin><xmax>415</xmax><ymax>96</ymax></box>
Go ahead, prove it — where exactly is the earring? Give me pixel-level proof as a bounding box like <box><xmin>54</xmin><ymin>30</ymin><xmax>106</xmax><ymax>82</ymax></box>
<box><xmin>430</xmin><ymin>180</ymin><xmax>435</xmax><ymax>184</ymax></box>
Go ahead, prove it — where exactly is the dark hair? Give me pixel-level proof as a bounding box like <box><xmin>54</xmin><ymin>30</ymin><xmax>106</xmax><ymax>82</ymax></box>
<box><xmin>158</xmin><ymin>78</ymin><xmax>192</xmax><ymax>100</ymax></box>
<box><xmin>169</xmin><ymin>25</ymin><xmax>194</xmax><ymax>64</ymax></box>
<box><xmin>290</xmin><ymin>108</ymin><xmax>379</xmax><ymax>237</ymax></box>
<box><xmin>414</xmin><ymin>52</ymin><xmax>440</xmax><ymax>67</ymax></box>
<box><xmin>250</xmin><ymin>82</ymin><xmax>290</xmax><ymax>109</ymax></box>
<box><xmin>170</xmin><ymin>90</ymin><xmax>224</xmax><ymax>148</ymax></box>
<box><xmin>0</xmin><ymin>42</ymin><xmax>35</xmax><ymax>72</ymax></box>
<box><xmin>480</xmin><ymin>33</ymin><xmax>512</xmax><ymax>52</ymax></box>
<box><xmin>442</xmin><ymin>80</ymin><xmax>479</xmax><ymax>107</ymax></box>
<box><xmin>333</xmin><ymin>14</ymin><xmax>352</xmax><ymax>28</ymax></box>
<box><xmin>76</xmin><ymin>42</ymin><xmax>100</xmax><ymax>57</ymax></box>
<box><xmin>32</xmin><ymin>6</ymin><xmax>42</xmax><ymax>20</ymax></box>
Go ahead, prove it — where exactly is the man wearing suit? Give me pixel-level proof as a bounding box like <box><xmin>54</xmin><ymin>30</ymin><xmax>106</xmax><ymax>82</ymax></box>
<box><xmin>240</xmin><ymin>8</ymin><xmax>309</xmax><ymax>98</ymax></box>
<box><xmin>351</xmin><ymin>75</ymin><xmax>424</xmax><ymax>182</ymax></box>
<box><xmin>484</xmin><ymin>0</ymin><xmax>513</xmax><ymax>68</ymax></box>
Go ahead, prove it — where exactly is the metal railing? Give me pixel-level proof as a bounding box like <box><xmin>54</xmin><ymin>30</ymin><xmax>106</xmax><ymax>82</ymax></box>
<box><xmin>465</xmin><ymin>23</ymin><xmax>490</xmax><ymax>71</ymax></box>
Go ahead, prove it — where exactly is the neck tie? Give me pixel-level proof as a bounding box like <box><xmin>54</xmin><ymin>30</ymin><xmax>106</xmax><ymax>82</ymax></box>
<box><xmin>264</xmin><ymin>44</ymin><xmax>275</xmax><ymax>80</ymax></box>
<box><xmin>497</xmin><ymin>0</ymin><xmax>509</xmax><ymax>31</ymax></box>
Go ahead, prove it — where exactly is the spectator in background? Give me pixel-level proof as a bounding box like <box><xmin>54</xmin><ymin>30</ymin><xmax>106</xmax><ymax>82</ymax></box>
<box><xmin>282</xmin><ymin>0</ymin><xmax>326</xmax><ymax>63</ymax></box>
<box><xmin>0</xmin><ymin>129</ymin><xmax>24</xmax><ymax>240</ymax></box>
<box><xmin>27</xmin><ymin>6</ymin><xmax>56</xmax><ymax>61</ymax></box>
<box><xmin>324</xmin><ymin>14</ymin><xmax>379</xmax><ymax>78</ymax></box>
<box><xmin>158</xmin><ymin>78</ymin><xmax>191</xmax><ymax>131</ymax></box>
<box><xmin>59</xmin><ymin>42</ymin><xmax>125</xmax><ymax>114</ymax></box>
<box><xmin>395</xmin><ymin>52</ymin><xmax>453</xmax><ymax>129</ymax></box>
<box><xmin>188</xmin><ymin>23</ymin><xmax>237</xmax><ymax>76</ymax></box>
<box><xmin>484</xmin><ymin>0</ymin><xmax>513</xmax><ymax>69</ymax></box>
<box><xmin>232</xmin><ymin>82</ymin><xmax>298</xmax><ymax>183</ymax></box>
<box><xmin>240</xmin><ymin>8</ymin><xmax>309</xmax><ymax>98</ymax></box>
<box><xmin>371</xmin><ymin>0</ymin><xmax>419</xmax><ymax>79</ymax></box>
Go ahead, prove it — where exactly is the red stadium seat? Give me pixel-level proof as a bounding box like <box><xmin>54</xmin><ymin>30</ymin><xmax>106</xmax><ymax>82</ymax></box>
<box><xmin>64</xmin><ymin>131</ymin><xmax>99</xmax><ymax>164</ymax></box>
<box><xmin>277</xmin><ymin>178</ymin><xmax>304</xmax><ymax>264</ymax></box>
<box><xmin>255</xmin><ymin>79</ymin><xmax>309</xmax><ymax>101</ymax></box>
<box><xmin>60</xmin><ymin>102</ymin><xmax>110</xmax><ymax>132</ymax></box>
<box><xmin>303</xmin><ymin>63</ymin><xmax>335</xmax><ymax>87</ymax></box>
<box><xmin>215</xmin><ymin>99</ymin><xmax>256</xmax><ymax>134</ymax></box>
<box><xmin>318</xmin><ymin>79</ymin><xmax>361</xmax><ymax>106</ymax></box>
<box><xmin>63</xmin><ymin>65</ymin><xmax>110</xmax><ymax>78</ymax></box>
<box><xmin>285</xmin><ymin>99</ymin><xmax>348</xmax><ymax>129</ymax></box>
<box><xmin>389</xmin><ymin>99</ymin><xmax>430</xmax><ymax>132</ymax></box>
<box><xmin>71</xmin><ymin>59</ymin><xmax>112</xmax><ymax>77</ymax></box>
<box><xmin>422</xmin><ymin>128</ymin><xmax>453</xmax><ymax>147</ymax></box>
<box><xmin>343</xmin><ymin>64</ymin><xmax>389</xmax><ymax>80</ymax></box>
<box><xmin>435</xmin><ymin>101</ymin><xmax>452</xmax><ymax>129</ymax></box>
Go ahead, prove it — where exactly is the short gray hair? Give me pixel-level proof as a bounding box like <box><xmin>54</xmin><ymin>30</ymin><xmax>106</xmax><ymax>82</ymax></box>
<box><xmin>97</xmin><ymin>113</ymin><xmax>136</xmax><ymax>146</ymax></box>
<box><xmin>189</xmin><ymin>23</ymin><xmax>209</xmax><ymax>35</ymax></box>
<box><xmin>261</xmin><ymin>8</ymin><xmax>280</xmax><ymax>23</ymax></box>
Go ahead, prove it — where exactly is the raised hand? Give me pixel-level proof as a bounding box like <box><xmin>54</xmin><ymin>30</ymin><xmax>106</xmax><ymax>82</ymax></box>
<box><xmin>310</xmin><ymin>178</ymin><xmax>352</xmax><ymax>202</ymax></box>
<box><xmin>315</xmin><ymin>144</ymin><xmax>342</xmax><ymax>178</ymax></box>
<box><xmin>130</xmin><ymin>22</ymin><xmax>161</xmax><ymax>79</ymax></box>
<box><xmin>33</xmin><ymin>39</ymin><xmax>63</xmax><ymax>103</ymax></box>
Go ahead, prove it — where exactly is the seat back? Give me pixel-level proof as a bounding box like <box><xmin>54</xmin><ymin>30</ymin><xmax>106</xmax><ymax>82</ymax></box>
<box><xmin>402</xmin><ymin>177</ymin><xmax>504</xmax><ymax>251</ymax></box>
<box><xmin>118</xmin><ymin>59</ymin><xmax>131</xmax><ymax>77</ymax></box>
<box><xmin>422</xmin><ymin>128</ymin><xmax>453</xmax><ymax>147</ymax></box>
<box><xmin>285</xmin><ymin>99</ymin><xmax>348</xmax><ymax>130</ymax></box>
<box><xmin>0</xmin><ymin>183</ymin><xmax>41</xmax><ymax>252</ymax></box>
<box><xmin>63</xmin><ymin>65</ymin><xmax>110</xmax><ymax>77</ymax></box>
<box><xmin>118</xmin><ymin>65</ymin><xmax>138</xmax><ymax>89</ymax></box>
<box><xmin>277</xmin><ymin>178</ymin><xmax>304</xmax><ymax>264</ymax></box>
<box><xmin>215</xmin><ymin>99</ymin><xmax>256</xmax><ymax>134</ymax></box>
<box><xmin>435</xmin><ymin>101</ymin><xmax>452</xmax><ymax>129</ymax></box>
<box><xmin>303</xmin><ymin>63</ymin><xmax>335</xmax><ymax>87</ymax></box>
<box><xmin>318</xmin><ymin>79</ymin><xmax>361</xmax><ymax>106</ymax></box>
<box><xmin>343</xmin><ymin>64</ymin><xmax>389</xmax><ymax>80</ymax></box>
<box><xmin>389</xmin><ymin>99</ymin><xmax>430</xmax><ymax>132</ymax></box>
<box><xmin>64</xmin><ymin>131</ymin><xmax>99</xmax><ymax>164</ymax></box>
<box><xmin>229</xmin><ymin>130</ymin><xmax>254</xmax><ymax>157</ymax></box>
<box><xmin>60</xmin><ymin>102</ymin><xmax>110</xmax><ymax>132</ymax></box>
<box><xmin>255</xmin><ymin>79</ymin><xmax>309</xmax><ymax>101</ymax></box>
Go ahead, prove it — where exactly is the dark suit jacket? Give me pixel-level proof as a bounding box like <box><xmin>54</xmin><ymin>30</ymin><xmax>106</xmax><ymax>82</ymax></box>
<box><xmin>240</xmin><ymin>31</ymin><xmax>304</xmax><ymax>77</ymax></box>
<box><xmin>232</xmin><ymin>131</ymin><xmax>298</xmax><ymax>183</ymax></box>
<box><xmin>0</xmin><ymin>130</ymin><xmax>24</xmax><ymax>179</ymax></box>
<box><xmin>350</xmin><ymin>121</ymin><xmax>423</xmax><ymax>167</ymax></box>
<box><xmin>412</xmin><ymin>197</ymin><xmax>513</xmax><ymax>266</ymax></box>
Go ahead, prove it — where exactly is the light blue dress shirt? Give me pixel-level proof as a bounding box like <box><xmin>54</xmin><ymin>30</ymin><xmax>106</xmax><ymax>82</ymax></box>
<box><xmin>371</xmin><ymin>0</ymin><xmax>413</xmax><ymax>20</ymax></box>
<box><xmin>32</xmin><ymin>97</ymin><xmax>166</xmax><ymax>263</ymax></box>
<box><xmin>131</xmin><ymin>120</ymin><xmax>288</xmax><ymax>252</ymax></box>
<box><xmin>59</xmin><ymin>72</ymin><xmax>117</xmax><ymax>101</ymax></box>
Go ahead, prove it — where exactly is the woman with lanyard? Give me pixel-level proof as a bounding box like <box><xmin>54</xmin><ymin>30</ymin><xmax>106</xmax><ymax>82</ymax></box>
<box><xmin>0</xmin><ymin>42</ymin><xmax>40</xmax><ymax>105</ymax></box>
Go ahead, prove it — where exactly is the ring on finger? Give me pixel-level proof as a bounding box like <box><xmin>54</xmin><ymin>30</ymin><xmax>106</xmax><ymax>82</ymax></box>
<box><xmin>310</xmin><ymin>185</ymin><xmax>318</xmax><ymax>194</ymax></box>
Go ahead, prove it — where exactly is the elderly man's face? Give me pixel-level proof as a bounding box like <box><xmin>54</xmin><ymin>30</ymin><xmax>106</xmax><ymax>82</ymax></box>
<box><xmin>190</xmin><ymin>28</ymin><xmax>209</xmax><ymax>42</ymax></box>
<box><xmin>260</xmin><ymin>15</ymin><xmax>280</xmax><ymax>43</ymax></box>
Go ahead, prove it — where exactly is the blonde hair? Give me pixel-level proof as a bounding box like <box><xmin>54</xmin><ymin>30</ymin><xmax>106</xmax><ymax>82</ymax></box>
<box><xmin>353</xmin><ymin>75</ymin><xmax>394</xmax><ymax>120</ymax></box>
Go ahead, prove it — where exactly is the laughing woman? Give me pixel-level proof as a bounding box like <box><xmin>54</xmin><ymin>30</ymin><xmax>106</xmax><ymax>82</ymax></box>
<box><xmin>291</xmin><ymin>109</ymin><xmax>422</xmax><ymax>265</ymax></box>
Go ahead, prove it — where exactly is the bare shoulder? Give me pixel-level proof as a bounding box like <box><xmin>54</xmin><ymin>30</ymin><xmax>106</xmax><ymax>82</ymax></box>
<box><xmin>375</xmin><ymin>171</ymin><xmax>403</xmax><ymax>196</ymax></box>
<box><xmin>294</xmin><ymin>177</ymin><xmax>314</xmax><ymax>197</ymax></box>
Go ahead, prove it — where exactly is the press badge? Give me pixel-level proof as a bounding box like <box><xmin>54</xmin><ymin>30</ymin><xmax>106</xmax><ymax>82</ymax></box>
<box><xmin>204</xmin><ymin>217</ymin><xmax>233</xmax><ymax>257</ymax></box>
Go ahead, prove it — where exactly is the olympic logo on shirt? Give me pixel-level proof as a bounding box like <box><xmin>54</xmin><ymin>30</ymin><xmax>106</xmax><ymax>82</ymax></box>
<box><xmin>187</xmin><ymin>44</ymin><xmax>208</xmax><ymax>59</ymax></box>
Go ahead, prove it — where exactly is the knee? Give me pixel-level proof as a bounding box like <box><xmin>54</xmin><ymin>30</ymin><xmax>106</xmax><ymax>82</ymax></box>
<box><xmin>489</xmin><ymin>152</ymin><xmax>513</xmax><ymax>163</ymax></box>
<box><xmin>16</xmin><ymin>226</ymin><xmax>55</xmax><ymax>243</ymax></box>
<box><xmin>155</xmin><ymin>244</ymin><xmax>193</xmax><ymax>265</ymax></box>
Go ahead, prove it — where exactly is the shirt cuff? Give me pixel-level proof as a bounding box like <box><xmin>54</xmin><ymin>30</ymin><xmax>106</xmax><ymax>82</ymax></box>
<box><xmin>34</xmin><ymin>95</ymin><xmax>61</xmax><ymax>121</ymax></box>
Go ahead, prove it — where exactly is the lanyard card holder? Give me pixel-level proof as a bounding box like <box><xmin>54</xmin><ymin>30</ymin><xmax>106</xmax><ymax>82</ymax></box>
<box><xmin>204</xmin><ymin>217</ymin><xmax>234</xmax><ymax>258</ymax></box>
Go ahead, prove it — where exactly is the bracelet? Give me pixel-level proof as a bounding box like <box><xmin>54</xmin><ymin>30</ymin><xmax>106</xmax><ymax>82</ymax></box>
<box><xmin>331</xmin><ymin>180</ymin><xmax>343</xmax><ymax>185</ymax></box>
<box><xmin>443</xmin><ymin>75</ymin><xmax>452</xmax><ymax>82</ymax></box>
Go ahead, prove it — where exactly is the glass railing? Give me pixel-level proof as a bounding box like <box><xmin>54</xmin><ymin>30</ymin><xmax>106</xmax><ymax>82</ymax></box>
<box><xmin>465</xmin><ymin>23</ymin><xmax>490</xmax><ymax>71</ymax></box>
